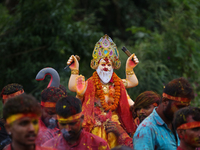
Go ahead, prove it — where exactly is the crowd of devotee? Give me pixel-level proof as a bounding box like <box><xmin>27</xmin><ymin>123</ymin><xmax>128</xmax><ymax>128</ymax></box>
<box><xmin>0</xmin><ymin>34</ymin><xmax>199</xmax><ymax>150</ymax></box>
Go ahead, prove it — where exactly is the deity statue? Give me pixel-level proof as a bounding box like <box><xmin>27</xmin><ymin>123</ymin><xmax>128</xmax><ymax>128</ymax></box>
<box><xmin>67</xmin><ymin>34</ymin><xmax>139</xmax><ymax>148</ymax></box>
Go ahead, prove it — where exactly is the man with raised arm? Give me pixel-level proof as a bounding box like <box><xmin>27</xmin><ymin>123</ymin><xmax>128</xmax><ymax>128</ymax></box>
<box><xmin>66</xmin><ymin>34</ymin><xmax>139</xmax><ymax>148</ymax></box>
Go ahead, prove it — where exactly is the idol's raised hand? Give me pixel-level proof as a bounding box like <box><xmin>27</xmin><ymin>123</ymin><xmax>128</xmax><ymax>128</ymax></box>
<box><xmin>76</xmin><ymin>75</ymin><xmax>87</xmax><ymax>97</ymax></box>
<box><xmin>126</xmin><ymin>54</ymin><xmax>139</xmax><ymax>70</ymax></box>
<box><xmin>67</xmin><ymin>55</ymin><xmax>79</xmax><ymax>70</ymax></box>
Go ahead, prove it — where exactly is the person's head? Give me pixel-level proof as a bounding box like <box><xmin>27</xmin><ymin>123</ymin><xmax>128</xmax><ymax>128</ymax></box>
<box><xmin>174</xmin><ymin>106</ymin><xmax>200</xmax><ymax>149</ymax></box>
<box><xmin>56</xmin><ymin>96</ymin><xmax>83</xmax><ymax>143</ymax></box>
<box><xmin>3</xmin><ymin>93</ymin><xmax>41</xmax><ymax>147</ymax></box>
<box><xmin>40</xmin><ymin>87</ymin><xmax>65</xmax><ymax>128</ymax></box>
<box><xmin>161</xmin><ymin>77</ymin><xmax>194</xmax><ymax>121</ymax></box>
<box><xmin>90</xmin><ymin>34</ymin><xmax>121</xmax><ymax>83</ymax></box>
<box><xmin>131</xmin><ymin>91</ymin><xmax>160</xmax><ymax>123</ymax></box>
<box><xmin>1</xmin><ymin>83</ymin><xmax>24</xmax><ymax>104</ymax></box>
<box><xmin>59</xmin><ymin>84</ymin><xmax>68</xmax><ymax>96</ymax></box>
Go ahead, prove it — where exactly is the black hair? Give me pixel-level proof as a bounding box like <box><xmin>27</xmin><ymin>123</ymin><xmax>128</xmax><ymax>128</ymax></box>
<box><xmin>41</xmin><ymin>87</ymin><xmax>65</xmax><ymax>103</ymax></box>
<box><xmin>161</xmin><ymin>77</ymin><xmax>194</xmax><ymax>103</ymax></box>
<box><xmin>174</xmin><ymin>106</ymin><xmax>200</xmax><ymax>129</ymax></box>
<box><xmin>56</xmin><ymin>96</ymin><xmax>82</xmax><ymax>118</ymax></box>
<box><xmin>59</xmin><ymin>84</ymin><xmax>67</xmax><ymax>96</ymax></box>
<box><xmin>3</xmin><ymin>93</ymin><xmax>41</xmax><ymax>120</ymax></box>
<box><xmin>1</xmin><ymin>83</ymin><xmax>23</xmax><ymax>97</ymax></box>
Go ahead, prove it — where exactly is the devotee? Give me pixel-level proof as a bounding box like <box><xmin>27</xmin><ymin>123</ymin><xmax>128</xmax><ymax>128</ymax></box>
<box><xmin>42</xmin><ymin>95</ymin><xmax>110</xmax><ymax>150</ymax></box>
<box><xmin>1</xmin><ymin>83</ymin><xmax>24</xmax><ymax>104</ymax></box>
<box><xmin>105</xmin><ymin>91</ymin><xmax>160</xmax><ymax>148</ymax></box>
<box><xmin>174</xmin><ymin>106</ymin><xmax>200</xmax><ymax>150</ymax></box>
<box><xmin>35</xmin><ymin>87</ymin><xmax>65</xmax><ymax>145</ymax></box>
<box><xmin>133</xmin><ymin>77</ymin><xmax>194</xmax><ymax>150</ymax></box>
<box><xmin>67</xmin><ymin>34</ymin><xmax>139</xmax><ymax>148</ymax></box>
<box><xmin>131</xmin><ymin>91</ymin><xmax>160</xmax><ymax>126</ymax></box>
<box><xmin>3</xmin><ymin>93</ymin><xmax>56</xmax><ymax>150</ymax></box>
<box><xmin>0</xmin><ymin>83</ymin><xmax>24</xmax><ymax>150</ymax></box>
<box><xmin>59</xmin><ymin>84</ymin><xmax>67</xmax><ymax>96</ymax></box>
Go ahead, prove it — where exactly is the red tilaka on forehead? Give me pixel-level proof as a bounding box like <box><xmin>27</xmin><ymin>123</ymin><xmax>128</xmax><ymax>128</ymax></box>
<box><xmin>104</xmin><ymin>57</ymin><xmax>109</xmax><ymax>63</ymax></box>
<box><xmin>177</xmin><ymin>121</ymin><xmax>200</xmax><ymax>130</ymax></box>
<box><xmin>98</xmin><ymin>57</ymin><xmax>111</xmax><ymax>64</ymax></box>
<box><xmin>162</xmin><ymin>93</ymin><xmax>190</xmax><ymax>103</ymax></box>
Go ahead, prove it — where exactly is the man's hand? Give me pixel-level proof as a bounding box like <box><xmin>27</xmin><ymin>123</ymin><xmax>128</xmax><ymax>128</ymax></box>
<box><xmin>126</xmin><ymin>54</ymin><xmax>139</xmax><ymax>70</ymax></box>
<box><xmin>105</xmin><ymin>121</ymin><xmax>126</xmax><ymax>136</ymax></box>
<box><xmin>67</xmin><ymin>55</ymin><xmax>79</xmax><ymax>70</ymax></box>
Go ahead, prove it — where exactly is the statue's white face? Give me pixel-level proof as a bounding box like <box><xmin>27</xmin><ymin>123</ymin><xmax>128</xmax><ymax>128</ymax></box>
<box><xmin>96</xmin><ymin>58</ymin><xmax>113</xmax><ymax>84</ymax></box>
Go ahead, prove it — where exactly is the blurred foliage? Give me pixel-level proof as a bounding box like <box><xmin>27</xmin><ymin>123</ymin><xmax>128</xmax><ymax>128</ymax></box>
<box><xmin>0</xmin><ymin>0</ymin><xmax>200</xmax><ymax>117</ymax></box>
<box><xmin>125</xmin><ymin>0</ymin><xmax>200</xmax><ymax>105</ymax></box>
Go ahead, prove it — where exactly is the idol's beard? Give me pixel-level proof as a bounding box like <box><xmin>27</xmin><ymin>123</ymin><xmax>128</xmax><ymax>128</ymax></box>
<box><xmin>96</xmin><ymin>67</ymin><xmax>113</xmax><ymax>84</ymax></box>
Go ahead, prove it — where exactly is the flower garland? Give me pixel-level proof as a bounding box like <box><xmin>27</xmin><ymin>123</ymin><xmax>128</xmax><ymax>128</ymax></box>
<box><xmin>93</xmin><ymin>71</ymin><xmax>121</xmax><ymax>111</ymax></box>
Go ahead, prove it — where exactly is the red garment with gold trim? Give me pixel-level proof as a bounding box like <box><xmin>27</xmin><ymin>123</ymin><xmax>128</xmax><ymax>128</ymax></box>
<box><xmin>82</xmin><ymin>76</ymin><xmax>136</xmax><ymax>134</ymax></box>
<box><xmin>42</xmin><ymin>130</ymin><xmax>109</xmax><ymax>150</ymax></box>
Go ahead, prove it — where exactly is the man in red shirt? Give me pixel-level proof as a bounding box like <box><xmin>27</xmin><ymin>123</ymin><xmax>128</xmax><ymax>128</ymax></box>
<box><xmin>35</xmin><ymin>87</ymin><xmax>66</xmax><ymax>145</ymax></box>
<box><xmin>3</xmin><ymin>93</ymin><xmax>56</xmax><ymax>150</ymax></box>
<box><xmin>42</xmin><ymin>95</ymin><xmax>110</xmax><ymax>150</ymax></box>
<box><xmin>174</xmin><ymin>106</ymin><xmax>200</xmax><ymax>150</ymax></box>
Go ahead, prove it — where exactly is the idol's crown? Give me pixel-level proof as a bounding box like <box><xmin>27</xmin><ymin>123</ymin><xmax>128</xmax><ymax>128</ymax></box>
<box><xmin>90</xmin><ymin>34</ymin><xmax>121</xmax><ymax>69</ymax></box>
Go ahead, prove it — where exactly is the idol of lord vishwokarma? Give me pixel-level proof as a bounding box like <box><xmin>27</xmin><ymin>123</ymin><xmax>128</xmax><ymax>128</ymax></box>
<box><xmin>67</xmin><ymin>34</ymin><xmax>139</xmax><ymax>148</ymax></box>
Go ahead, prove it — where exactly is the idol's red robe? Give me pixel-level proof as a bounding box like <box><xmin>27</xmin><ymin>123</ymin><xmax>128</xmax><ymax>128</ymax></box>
<box><xmin>35</xmin><ymin>119</ymin><xmax>59</xmax><ymax>146</ymax></box>
<box><xmin>3</xmin><ymin>144</ymin><xmax>56</xmax><ymax>150</ymax></box>
<box><xmin>82</xmin><ymin>76</ymin><xmax>136</xmax><ymax>135</ymax></box>
<box><xmin>42</xmin><ymin>130</ymin><xmax>110</xmax><ymax>150</ymax></box>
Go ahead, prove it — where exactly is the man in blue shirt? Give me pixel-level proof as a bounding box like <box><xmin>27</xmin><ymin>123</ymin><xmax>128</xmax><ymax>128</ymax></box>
<box><xmin>133</xmin><ymin>77</ymin><xmax>194</xmax><ymax>150</ymax></box>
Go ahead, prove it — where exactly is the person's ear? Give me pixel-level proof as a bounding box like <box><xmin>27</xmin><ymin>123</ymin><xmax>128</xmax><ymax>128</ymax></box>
<box><xmin>177</xmin><ymin>129</ymin><xmax>185</xmax><ymax>139</ymax></box>
<box><xmin>5</xmin><ymin>123</ymin><xmax>12</xmax><ymax>135</ymax></box>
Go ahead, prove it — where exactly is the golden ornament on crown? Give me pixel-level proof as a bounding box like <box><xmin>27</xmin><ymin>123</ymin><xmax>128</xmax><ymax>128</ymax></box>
<box><xmin>90</xmin><ymin>34</ymin><xmax>121</xmax><ymax>70</ymax></box>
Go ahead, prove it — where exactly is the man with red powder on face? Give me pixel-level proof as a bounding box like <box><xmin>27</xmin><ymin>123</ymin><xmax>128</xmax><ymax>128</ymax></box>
<box><xmin>35</xmin><ymin>87</ymin><xmax>66</xmax><ymax>146</ymax></box>
<box><xmin>3</xmin><ymin>93</ymin><xmax>56</xmax><ymax>150</ymax></box>
<box><xmin>42</xmin><ymin>95</ymin><xmax>110</xmax><ymax>150</ymax></box>
<box><xmin>133</xmin><ymin>77</ymin><xmax>195</xmax><ymax>150</ymax></box>
<box><xmin>174</xmin><ymin>106</ymin><xmax>200</xmax><ymax>150</ymax></box>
